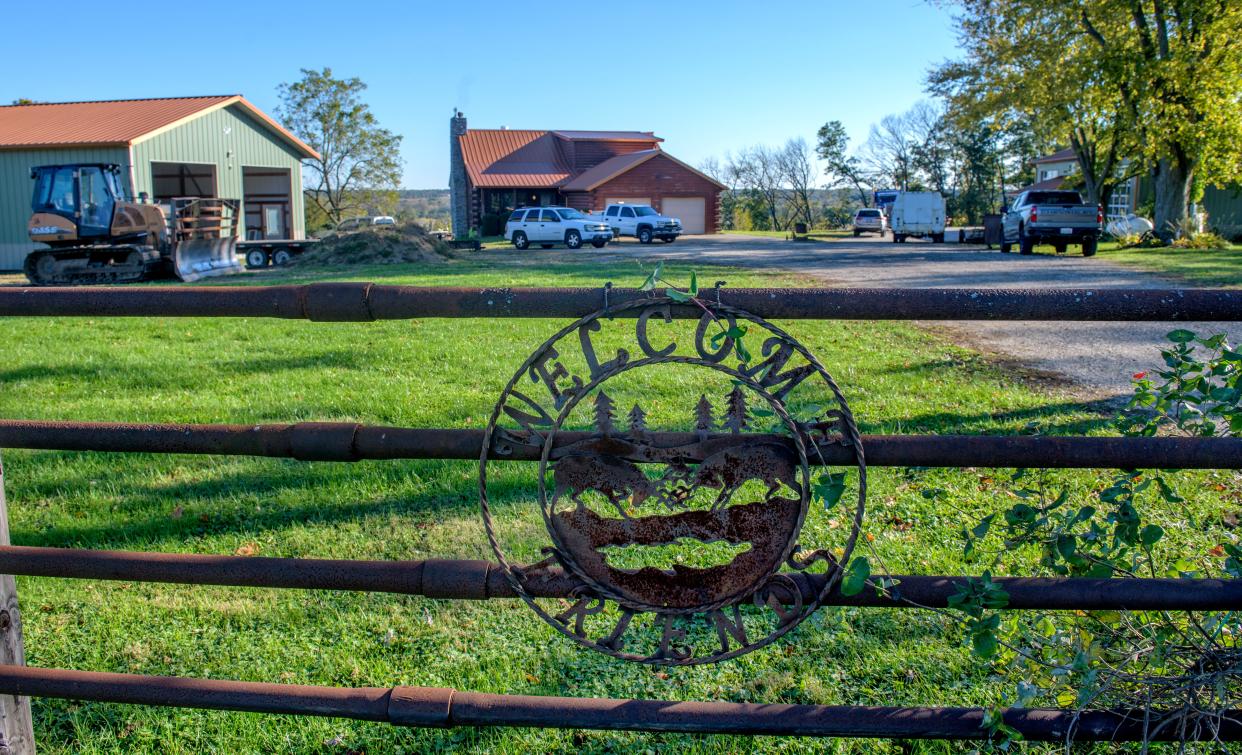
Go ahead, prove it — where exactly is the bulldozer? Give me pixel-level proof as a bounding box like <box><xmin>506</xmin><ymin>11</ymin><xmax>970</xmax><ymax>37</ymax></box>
<box><xmin>24</xmin><ymin>163</ymin><xmax>244</xmax><ymax>285</ymax></box>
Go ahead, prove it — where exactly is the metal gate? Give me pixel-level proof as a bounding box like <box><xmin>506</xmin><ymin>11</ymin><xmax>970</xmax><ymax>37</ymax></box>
<box><xmin>0</xmin><ymin>282</ymin><xmax>1238</xmax><ymax>747</ymax></box>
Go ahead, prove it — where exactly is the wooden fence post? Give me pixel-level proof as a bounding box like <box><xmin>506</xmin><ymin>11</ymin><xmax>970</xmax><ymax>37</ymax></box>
<box><xmin>0</xmin><ymin>452</ymin><xmax>34</xmax><ymax>754</ymax></box>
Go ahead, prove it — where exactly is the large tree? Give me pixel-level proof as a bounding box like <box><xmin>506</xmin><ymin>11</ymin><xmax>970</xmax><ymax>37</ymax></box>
<box><xmin>776</xmin><ymin>138</ymin><xmax>817</xmax><ymax>229</ymax></box>
<box><xmin>276</xmin><ymin>68</ymin><xmax>403</xmax><ymax>225</ymax></box>
<box><xmin>815</xmin><ymin>121</ymin><xmax>872</xmax><ymax>207</ymax></box>
<box><xmin>931</xmin><ymin>0</ymin><xmax>1242</xmax><ymax>239</ymax></box>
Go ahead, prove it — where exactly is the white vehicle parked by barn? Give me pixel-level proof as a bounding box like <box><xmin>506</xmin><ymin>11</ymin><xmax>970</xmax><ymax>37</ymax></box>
<box><xmin>591</xmin><ymin>204</ymin><xmax>682</xmax><ymax>243</ymax></box>
<box><xmin>504</xmin><ymin>207</ymin><xmax>613</xmax><ymax>250</ymax></box>
<box><xmin>890</xmin><ymin>191</ymin><xmax>947</xmax><ymax>243</ymax></box>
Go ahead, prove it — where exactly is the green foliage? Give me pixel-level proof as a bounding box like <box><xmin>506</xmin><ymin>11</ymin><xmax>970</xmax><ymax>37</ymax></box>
<box><xmin>839</xmin><ymin>556</ymin><xmax>871</xmax><ymax>597</ymax></box>
<box><xmin>933</xmin><ymin>0</ymin><xmax>1242</xmax><ymax>234</ymax></box>
<box><xmin>941</xmin><ymin>327</ymin><xmax>1242</xmax><ymax>744</ymax></box>
<box><xmin>277</xmin><ymin>67</ymin><xmax>403</xmax><ymax>225</ymax></box>
<box><xmin>1171</xmin><ymin>231</ymin><xmax>1233</xmax><ymax>250</ymax></box>
<box><xmin>1118</xmin><ymin>330</ymin><xmax>1242</xmax><ymax>438</ymax></box>
<box><xmin>815</xmin><ymin>120</ymin><xmax>872</xmax><ymax>207</ymax></box>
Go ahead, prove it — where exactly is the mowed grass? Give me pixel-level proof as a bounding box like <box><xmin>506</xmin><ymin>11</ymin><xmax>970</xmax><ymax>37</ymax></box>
<box><xmin>0</xmin><ymin>252</ymin><xmax>1236</xmax><ymax>753</ymax></box>
<box><xmin>1009</xmin><ymin>239</ymin><xmax>1242</xmax><ymax>287</ymax></box>
<box><xmin>1096</xmin><ymin>241</ymin><xmax>1242</xmax><ymax>287</ymax></box>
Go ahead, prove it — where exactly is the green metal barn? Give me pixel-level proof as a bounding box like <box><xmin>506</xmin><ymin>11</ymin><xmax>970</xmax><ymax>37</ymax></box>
<box><xmin>0</xmin><ymin>96</ymin><xmax>318</xmax><ymax>270</ymax></box>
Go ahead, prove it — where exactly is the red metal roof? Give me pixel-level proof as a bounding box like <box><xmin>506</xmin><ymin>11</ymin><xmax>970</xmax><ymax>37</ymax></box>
<box><xmin>561</xmin><ymin>150</ymin><xmax>661</xmax><ymax>191</ymax></box>
<box><xmin>0</xmin><ymin>95</ymin><xmax>319</xmax><ymax>159</ymax></box>
<box><xmin>459</xmin><ymin>129</ymin><xmax>667</xmax><ymax>188</ymax></box>
<box><xmin>551</xmin><ymin>130</ymin><xmax>661</xmax><ymax>142</ymax></box>
<box><xmin>1017</xmin><ymin>176</ymin><xmax>1071</xmax><ymax>193</ymax></box>
<box><xmin>459</xmin><ymin>130</ymin><xmax>572</xmax><ymax>188</ymax></box>
<box><xmin>1034</xmin><ymin>147</ymin><xmax>1076</xmax><ymax>164</ymax></box>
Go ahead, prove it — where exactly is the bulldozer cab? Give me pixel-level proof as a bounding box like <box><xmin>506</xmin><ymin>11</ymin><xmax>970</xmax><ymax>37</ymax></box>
<box><xmin>30</xmin><ymin>164</ymin><xmax>126</xmax><ymax>239</ymax></box>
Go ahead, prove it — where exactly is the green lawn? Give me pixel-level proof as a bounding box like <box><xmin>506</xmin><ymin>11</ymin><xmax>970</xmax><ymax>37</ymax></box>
<box><xmin>1010</xmin><ymin>239</ymin><xmax>1241</xmax><ymax>287</ymax></box>
<box><xmin>1096</xmin><ymin>241</ymin><xmax>1242</xmax><ymax>287</ymax></box>
<box><xmin>0</xmin><ymin>253</ymin><xmax>1234</xmax><ymax>752</ymax></box>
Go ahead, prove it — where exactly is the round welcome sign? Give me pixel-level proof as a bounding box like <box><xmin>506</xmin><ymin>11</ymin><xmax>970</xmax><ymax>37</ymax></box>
<box><xmin>480</xmin><ymin>296</ymin><xmax>866</xmax><ymax>665</ymax></box>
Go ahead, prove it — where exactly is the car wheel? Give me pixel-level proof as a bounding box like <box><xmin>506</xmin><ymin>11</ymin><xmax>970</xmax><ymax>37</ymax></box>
<box><xmin>638</xmin><ymin>227</ymin><xmax>653</xmax><ymax>244</ymax></box>
<box><xmin>245</xmin><ymin>249</ymin><xmax>267</xmax><ymax>268</ymax></box>
<box><xmin>1019</xmin><ymin>233</ymin><xmax>1034</xmax><ymax>255</ymax></box>
<box><xmin>853</xmin><ymin>230</ymin><xmax>860</xmax><ymax>237</ymax></box>
<box><xmin>1082</xmin><ymin>237</ymin><xmax>1098</xmax><ymax>257</ymax></box>
<box><xmin>933</xmin><ymin>233</ymin><xmax>944</xmax><ymax>243</ymax></box>
<box><xmin>591</xmin><ymin>239</ymin><xmax>607</xmax><ymax>248</ymax></box>
<box><xmin>273</xmin><ymin>249</ymin><xmax>293</xmax><ymax>266</ymax></box>
<box><xmin>1001</xmin><ymin>242</ymin><xmax>1012</xmax><ymax>253</ymax></box>
<box><xmin>565</xmin><ymin>230</ymin><xmax>582</xmax><ymax>249</ymax></box>
<box><xmin>512</xmin><ymin>232</ymin><xmax>528</xmax><ymax>250</ymax></box>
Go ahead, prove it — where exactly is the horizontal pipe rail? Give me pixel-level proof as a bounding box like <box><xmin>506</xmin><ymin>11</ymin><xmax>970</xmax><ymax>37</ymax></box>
<box><xmin>1</xmin><ymin>284</ymin><xmax>1240</xmax><ymax>321</ymax></box>
<box><xmin>4</xmin><ymin>546</ymin><xmax>1241</xmax><ymax>611</ymax></box>
<box><xmin>2</xmin><ymin>419</ymin><xmax>1240</xmax><ymax>469</ymax></box>
<box><xmin>0</xmin><ymin>665</ymin><xmax>1235</xmax><ymax>741</ymax></box>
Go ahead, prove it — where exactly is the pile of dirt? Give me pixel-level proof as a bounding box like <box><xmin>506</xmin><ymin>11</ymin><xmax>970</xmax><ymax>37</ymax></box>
<box><xmin>295</xmin><ymin>222</ymin><xmax>453</xmax><ymax>266</ymax></box>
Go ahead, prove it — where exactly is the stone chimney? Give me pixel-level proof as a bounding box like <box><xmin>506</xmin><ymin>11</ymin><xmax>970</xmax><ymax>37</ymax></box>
<box><xmin>449</xmin><ymin>110</ymin><xmax>469</xmax><ymax>238</ymax></box>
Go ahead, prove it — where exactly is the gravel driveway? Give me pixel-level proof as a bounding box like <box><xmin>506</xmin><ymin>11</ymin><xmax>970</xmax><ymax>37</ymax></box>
<box><xmin>604</xmin><ymin>233</ymin><xmax>1240</xmax><ymax>398</ymax></box>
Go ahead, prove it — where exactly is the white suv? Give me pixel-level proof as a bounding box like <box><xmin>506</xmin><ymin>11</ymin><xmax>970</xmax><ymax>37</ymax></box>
<box><xmin>852</xmin><ymin>208</ymin><xmax>887</xmax><ymax>237</ymax></box>
<box><xmin>505</xmin><ymin>207</ymin><xmax>613</xmax><ymax>250</ymax></box>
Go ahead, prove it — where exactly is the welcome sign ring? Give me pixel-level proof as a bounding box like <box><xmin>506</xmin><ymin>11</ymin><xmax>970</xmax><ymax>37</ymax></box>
<box><xmin>479</xmin><ymin>295</ymin><xmax>866</xmax><ymax>665</ymax></box>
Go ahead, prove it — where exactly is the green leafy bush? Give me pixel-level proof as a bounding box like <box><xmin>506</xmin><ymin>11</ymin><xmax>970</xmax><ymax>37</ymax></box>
<box><xmin>941</xmin><ymin>329</ymin><xmax>1242</xmax><ymax>747</ymax></box>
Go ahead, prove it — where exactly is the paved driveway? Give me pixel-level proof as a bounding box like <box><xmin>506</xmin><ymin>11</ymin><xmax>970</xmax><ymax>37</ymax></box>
<box><xmin>602</xmin><ymin>233</ymin><xmax>1240</xmax><ymax>397</ymax></box>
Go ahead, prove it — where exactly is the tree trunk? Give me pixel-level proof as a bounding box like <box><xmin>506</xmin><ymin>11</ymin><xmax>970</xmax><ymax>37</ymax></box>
<box><xmin>1151</xmin><ymin>155</ymin><xmax>1194</xmax><ymax>242</ymax></box>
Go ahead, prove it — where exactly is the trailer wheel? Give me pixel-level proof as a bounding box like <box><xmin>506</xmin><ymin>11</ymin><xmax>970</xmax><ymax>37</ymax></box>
<box><xmin>273</xmin><ymin>249</ymin><xmax>293</xmax><ymax>266</ymax></box>
<box><xmin>245</xmin><ymin>249</ymin><xmax>268</xmax><ymax>268</ymax></box>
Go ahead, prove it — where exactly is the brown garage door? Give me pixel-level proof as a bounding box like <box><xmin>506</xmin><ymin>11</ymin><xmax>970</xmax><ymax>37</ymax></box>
<box><xmin>662</xmin><ymin>197</ymin><xmax>706</xmax><ymax>234</ymax></box>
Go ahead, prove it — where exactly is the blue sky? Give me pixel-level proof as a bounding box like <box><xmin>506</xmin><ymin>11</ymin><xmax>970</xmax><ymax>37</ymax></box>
<box><xmin>1</xmin><ymin>0</ymin><xmax>959</xmax><ymax>188</ymax></box>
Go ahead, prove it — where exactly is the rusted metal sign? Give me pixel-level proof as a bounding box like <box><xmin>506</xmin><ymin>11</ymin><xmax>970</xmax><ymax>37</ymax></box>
<box><xmin>480</xmin><ymin>297</ymin><xmax>866</xmax><ymax>664</ymax></box>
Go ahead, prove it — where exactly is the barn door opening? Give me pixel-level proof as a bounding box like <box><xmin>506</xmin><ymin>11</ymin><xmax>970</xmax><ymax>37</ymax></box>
<box><xmin>242</xmin><ymin>167</ymin><xmax>292</xmax><ymax>240</ymax></box>
<box><xmin>151</xmin><ymin>162</ymin><xmax>217</xmax><ymax>201</ymax></box>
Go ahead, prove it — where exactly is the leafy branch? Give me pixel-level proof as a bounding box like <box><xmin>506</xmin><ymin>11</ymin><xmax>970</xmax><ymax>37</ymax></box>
<box><xmin>637</xmin><ymin>262</ymin><xmax>751</xmax><ymax>364</ymax></box>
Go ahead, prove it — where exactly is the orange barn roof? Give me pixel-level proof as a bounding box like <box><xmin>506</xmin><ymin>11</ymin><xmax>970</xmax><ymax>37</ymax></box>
<box><xmin>0</xmin><ymin>95</ymin><xmax>319</xmax><ymax>159</ymax></box>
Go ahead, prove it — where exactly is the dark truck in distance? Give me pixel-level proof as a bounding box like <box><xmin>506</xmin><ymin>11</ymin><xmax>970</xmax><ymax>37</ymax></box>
<box><xmin>1001</xmin><ymin>190</ymin><xmax>1102</xmax><ymax>256</ymax></box>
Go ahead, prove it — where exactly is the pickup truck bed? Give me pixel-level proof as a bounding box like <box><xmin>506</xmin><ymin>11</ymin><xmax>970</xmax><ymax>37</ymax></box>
<box><xmin>1001</xmin><ymin>190</ymin><xmax>1101</xmax><ymax>257</ymax></box>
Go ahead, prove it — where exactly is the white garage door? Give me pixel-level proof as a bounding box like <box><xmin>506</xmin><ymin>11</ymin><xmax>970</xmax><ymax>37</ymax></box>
<box><xmin>662</xmin><ymin>197</ymin><xmax>706</xmax><ymax>234</ymax></box>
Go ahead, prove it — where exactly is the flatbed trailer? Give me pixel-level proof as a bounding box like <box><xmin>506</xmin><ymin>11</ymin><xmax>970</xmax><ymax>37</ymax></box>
<box><xmin>239</xmin><ymin>239</ymin><xmax>319</xmax><ymax>268</ymax></box>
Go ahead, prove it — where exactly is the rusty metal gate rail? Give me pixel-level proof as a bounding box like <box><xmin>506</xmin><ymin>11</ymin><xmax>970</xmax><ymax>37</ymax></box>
<box><xmin>0</xmin><ymin>283</ymin><xmax>1238</xmax><ymax>743</ymax></box>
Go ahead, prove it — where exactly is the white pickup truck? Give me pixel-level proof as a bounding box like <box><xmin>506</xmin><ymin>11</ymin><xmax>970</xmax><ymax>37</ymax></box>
<box><xmin>592</xmin><ymin>204</ymin><xmax>682</xmax><ymax>244</ymax></box>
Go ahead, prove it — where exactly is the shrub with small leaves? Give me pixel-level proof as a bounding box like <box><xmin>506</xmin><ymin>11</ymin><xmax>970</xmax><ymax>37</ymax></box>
<box><xmin>942</xmin><ymin>329</ymin><xmax>1242</xmax><ymax>748</ymax></box>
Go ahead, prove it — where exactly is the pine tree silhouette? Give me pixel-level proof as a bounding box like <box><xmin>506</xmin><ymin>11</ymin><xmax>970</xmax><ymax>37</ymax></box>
<box><xmin>694</xmin><ymin>394</ymin><xmax>715</xmax><ymax>440</ymax></box>
<box><xmin>627</xmin><ymin>404</ymin><xmax>648</xmax><ymax>441</ymax></box>
<box><xmin>594</xmin><ymin>391</ymin><xmax>617</xmax><ymax>435</ymax></box>
<box><xmin>721</xmin><ymin>386</ymin><xmax>750</xmax><ymax>434</ymax></box>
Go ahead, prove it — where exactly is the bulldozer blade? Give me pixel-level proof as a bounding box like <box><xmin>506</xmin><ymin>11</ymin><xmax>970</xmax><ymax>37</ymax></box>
<box><xmin>174</xmin><ymin>239</ymin><xmax>244</xmax><ymax>282</ymax></box>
